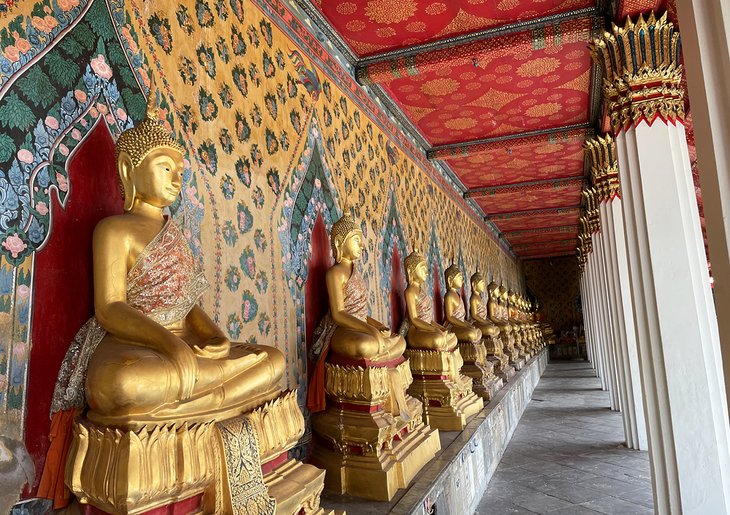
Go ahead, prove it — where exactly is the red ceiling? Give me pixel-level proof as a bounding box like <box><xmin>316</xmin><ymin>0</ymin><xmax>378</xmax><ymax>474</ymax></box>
<box><xmin>311</xmin><ymin>0</ymin><xmax>702</xmax><ymax>261</ymax></box>
<box><xmin>312</xmin><ymin>0</ymin><xmax>594</xmax><ymax>57</ymax></box>
<box><xmin>474</xmin><ymin>181</ymin><xmax>583</xmax><ymax>215</ymax></box>
<box><xmin>368</xmin><ymin>18</ymin><xmax>594</xmax><ymax>146</ymax></box>
<box><xmin>491</xmin><ymin>208</ymin><xmax>581</xmax><ymax>232</ymax></box>
<box><xmin>505</xmin><ymin>227</ymin><xmax>580</xmax><ymax>245</ymax></box>
<box><xmin>441</xmin><ymin>129</ymin><xmax>587</xmax><ymax>189</ymax></box>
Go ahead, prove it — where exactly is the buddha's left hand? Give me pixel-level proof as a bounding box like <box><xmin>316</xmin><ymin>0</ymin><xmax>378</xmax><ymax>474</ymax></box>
<box><xmin>193</xmin><ymin>336</ymin><xmax>231</xmax><ymax>359</ymax></box>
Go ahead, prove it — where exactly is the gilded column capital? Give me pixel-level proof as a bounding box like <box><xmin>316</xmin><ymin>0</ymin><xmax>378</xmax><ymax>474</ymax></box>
<box><xmin>586</xmin><ymin>134</ymin><xmax>621</xmax><ymax>201</ymax></box>
<box><xmin>581</xmin><ymin>188</ymin><xmax>601</xmax><ymax>233</ymax></box>
<box><xmin>589</xmin><ymin>12</ymin><xmax>684</xmax><ymax>132</ymax></box>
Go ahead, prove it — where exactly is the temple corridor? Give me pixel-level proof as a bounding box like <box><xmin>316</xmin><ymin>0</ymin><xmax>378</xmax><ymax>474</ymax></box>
<box><xmin>476</xmin><ymin>362</ymin><xmax>653</xmax><ymax>515</ymax></box>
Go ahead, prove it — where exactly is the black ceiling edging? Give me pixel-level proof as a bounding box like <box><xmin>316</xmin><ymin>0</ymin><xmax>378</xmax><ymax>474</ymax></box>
<box><xmin>427</xmin><ymin>123</ymin><xmax>593</xmax><ymax>160</ymax></box>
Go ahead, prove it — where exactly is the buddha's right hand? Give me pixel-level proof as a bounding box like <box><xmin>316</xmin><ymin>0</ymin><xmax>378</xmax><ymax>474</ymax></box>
<box><xmin>168</xmin><ymin>339</ymin><xmax>199</xmax><ymax>400</ymax></box>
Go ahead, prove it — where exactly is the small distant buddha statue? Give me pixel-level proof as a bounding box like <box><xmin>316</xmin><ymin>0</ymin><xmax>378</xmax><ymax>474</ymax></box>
<box><xmin>508</xmin><ymin>290</ymin><xmax>530</xmax><ymax>361</ymax></box>
<box><xmin>309</xmin><ymin>216</ymin><xmax>439</xmax><ymax>501</ymax></box>
<box><xmin>401</xmin><ymin>250</ymin><xmax>482</xmax><ymax>431</ymax></box>
<box><xmin>46</xmin><ymin>87</ymin><xmax>318</xmax><ymax>514</ymax></box>
<box><xmin>402</xmin><ymin>250</ymin><xmax>458</xmax><ymax>351</ymax></box>
<box><xmin>443</xmin><ymin>264</ymin><xmax>502</xmax><ymax>400</ymax></box>
<box><xmin>489</xmin><ymin>283</ymin><xmax>523</xmax><ymax>370</ymax></box>
<box><xmin>443</xmin><ymin>262</ymin><xmax>482</xmax><ymax>344</ymax></box>
<box><xmin>470</xmin><ymin>272</ymin><xmax>512</xmax><ymax>381</ymax></box>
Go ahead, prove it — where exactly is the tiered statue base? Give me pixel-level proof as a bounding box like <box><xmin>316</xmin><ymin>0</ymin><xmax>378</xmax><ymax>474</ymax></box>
<box><xmin>483</xmin><ymin>336</ymin><xmax>515</xmax><ymax>382</ymax></box>
<box><xmin>311</xmin><ymin>356</ymin><xmax>440</xmax><ymax>502</ymax></box>
<box><xmin>503</xmin><ymin>336</ymin><xmax>526</xmax><ymax>371</ymax></box>
<box><xmin>458</xmin><ymin>341</ymin><xmax>503</xmax><ymax>401</ymax></box>
<box><xmin>66</xmin><ymin>390</ymin><xmax>329</xmax><ymax>515</ymax></box>
<box><xmin>249</xmin><ymin>391</ymin><xmax>331</xmax><ymax>515</ymax></box>
<box><xmin>405</xmin><ymin>348</ymin><xmax>484</xmax><ymax>431</ymax></box>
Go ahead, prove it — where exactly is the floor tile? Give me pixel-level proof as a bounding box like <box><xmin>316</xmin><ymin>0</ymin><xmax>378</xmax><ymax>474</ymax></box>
<box><xmin>474</xmin><ymin>362</ymin><xmax>654</xmax><ymax>514</ymax></box>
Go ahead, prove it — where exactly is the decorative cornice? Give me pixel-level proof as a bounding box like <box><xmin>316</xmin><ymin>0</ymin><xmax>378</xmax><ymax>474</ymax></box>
<box><xmin>585</xmin><ymin>134</ymin><xmax>621</xmax><ymax>202</ymax></box>
<box><xmin>466</xmin><ymin>177</ymin><xmax>584</xmax><ymax>199</ymax></box>
<box><xmin>487</xmin><ymin>206</ymin><xmax>581</xmax><ymax>221</ymax></box>
<box><xmin>292</xmin><ymin>0</ymin><xmax>359</xmax><ymax>66</ymax></box>
<box><xmin>428</xmin><ymin>125</ymin><xmax>592</xmax><ymax>161</ymax></box>
<box><xmin>589</xmin><ymin>12</ymin><xmax>684</xmax><ymax>132</ymax></box>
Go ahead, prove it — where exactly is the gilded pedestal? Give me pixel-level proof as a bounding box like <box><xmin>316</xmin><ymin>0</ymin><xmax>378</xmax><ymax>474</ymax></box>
<box><xmin>311</xmin><ymin>358</ymin><xmax>440</xmax><ymax>501</ymax></box>
<box><xmin>405</xmin><ymin>348</ymin><xmax>484</xmax><ymax>431</ymax></box>
<box><xmin>66</xmin><ymin>390</ymin><xmax>329</xmax><ymax>515</ymax></box>
<box><xmin>458</xmin><ymin>341</ymin><xmax>503</xmax><ymax>401</ymax></box>
<box><xmin>483</xmin><ymin>334</ymin><xmax>515</xmax><ymax>382</ymax></box>
<box><xmin>249</xmin><ymin>391</ymin><xmax>329</xmax><ymax>515</ymax></box>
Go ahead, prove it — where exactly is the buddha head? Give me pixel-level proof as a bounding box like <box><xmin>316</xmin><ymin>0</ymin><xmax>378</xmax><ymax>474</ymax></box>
<box><xmin>499</xmin><ymin>285</ymin><xmax>508</xmax><ymax>304</ymax></box>
<box><xmin>471</xmin><ymin>270</ymin><xmax>485</xmax><ymax>294</ymax></box>
<box><xmin>330</xmin><ymin>211</ymin><xmax>363</xmax><ymax>263</ymax></box>
<box><xmin>444</xmin><ymin>262</ymin><xmax>463</xmax><ymax>291</ymax></box>
<box><xmin>117</xmin><ymin>83</ymin><xmax>186</xmax><ymax>211</ymax></box>
<box><xmin>487</xmin><ymin>281</ymin><xmax>499</xmax><ymax>300</ymax></box>
<box><xmin>404</xmin><ymin>249</ymin><xmax>427</xmax><ymax>285</ymax></box>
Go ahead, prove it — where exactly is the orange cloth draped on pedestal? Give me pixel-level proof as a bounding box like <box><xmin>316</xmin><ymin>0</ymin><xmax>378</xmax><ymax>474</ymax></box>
<box><xmin>306</xmin><ymin>346</ymin><xmax>329</xmax><ymax>413</ymax></box>
<box><xmin>37</xmin><ymin>408</ymin><xmax>79</xmax><ymax>509</ymax></box>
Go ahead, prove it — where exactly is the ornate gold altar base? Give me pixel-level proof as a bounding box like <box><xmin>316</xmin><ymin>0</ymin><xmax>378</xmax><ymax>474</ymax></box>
<box><xmin>503</xmin><ymin>335</ymin><xmax>526</xmax><ymax>371</ymax></box>
<box><xmin>405</xmin><ymin>348</ymin><xmax>484</xmax><ymax>431</ymax></box>
<box><xmin>483</xmin><ymin>335</ymin><xmax>515</xmax><ymax>382</ymax></box>
<box><xmin>311</xmin><ymin>358</ymin><xmax>440</xmax><ymax>502</ymax></box>
<box><xmin>458</xmin><ymin>341</ymin><xmax>503</xmax><ymax>401</ymax></box>
<box><xmin>66</xmin><ymin>390</ymin><xmax>329</xmax><ymax>515</ymax></box>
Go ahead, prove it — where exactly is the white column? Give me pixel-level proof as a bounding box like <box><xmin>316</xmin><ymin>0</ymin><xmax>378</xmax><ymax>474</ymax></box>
<box><xmin>587</xmin><ymin>134</ymin><xmax>649</xmax><ymax>450</ymax></box>
<box><xmin>588</xmin><ymin>250</ymin><xmax>608</xmax><ymax>391</ymax></box>
<box><xmin>674</xmin><ymin>0</ymin><xmax>730</xmax><ymax>411</ymax></box>
<box><xmin>593</xmin><ymin>231</ymin><xmax>621</xmax><ymax>411</ymax></box>
<box><xmin>580</xmin><ymin>276</ymin><xmax>595</xmax><ymax>367</ymax></box>
<box><xmin>604</xmin><ymin>197</ymin><xmax>648</xmax><ymax>450</ymax></box>
<box><xmin>593</xmin><ymin>15</ymin><xmax>730</xmax><ymax>511</ymax></box>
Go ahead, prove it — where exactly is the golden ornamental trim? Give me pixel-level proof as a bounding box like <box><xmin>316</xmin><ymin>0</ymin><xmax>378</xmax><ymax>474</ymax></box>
<box><xmin>589</xmin><ymin>12</ymin><xmax>684</xmax><ymax>132</ymax></box>
<box><xmin>246</xmin><ymin>390</ymin><xmax>305</xmax><ymax>463</ymax></box>
<box><xmin>585</xmin><ymin>134</ymin><xmax>622</xmax><ymax>201</ymax></box>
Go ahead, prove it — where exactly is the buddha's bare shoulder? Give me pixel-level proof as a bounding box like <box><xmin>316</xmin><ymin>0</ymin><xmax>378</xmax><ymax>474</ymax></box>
<box><xmin>93</xmin><ymin>215</ymin><xmax>137</xmax><ymax>242</ymax></box>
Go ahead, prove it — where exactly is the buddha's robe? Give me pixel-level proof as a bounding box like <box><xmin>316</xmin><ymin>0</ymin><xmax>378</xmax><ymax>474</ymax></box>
<box><xmin>306</xmin><ymin>267</ymin><xmax>367</xmax><ymax>413</ymax></box>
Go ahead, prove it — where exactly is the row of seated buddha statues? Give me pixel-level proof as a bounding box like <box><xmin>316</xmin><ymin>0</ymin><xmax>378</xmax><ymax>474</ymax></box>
<box><xmin>41</xmin><ymin>88</ymin><xmax>330</xmax><ymax>515</ymax></box>
<box><xmin>304</xmin><ymin>211</ymin><xmax>548</xmax><ymax>501</ymax></box>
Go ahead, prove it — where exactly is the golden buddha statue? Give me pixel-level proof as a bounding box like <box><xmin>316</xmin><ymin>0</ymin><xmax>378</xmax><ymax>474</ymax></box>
<box><xmin>53</xmin><ymin>87</ymin><xmax>326</xmax><ymax>514</ymax></box>
<box><xmin>442</xmin><ymin>264</ymin><xmax>502</xmax><ymax>400</ymax></box>
<box><xmin>402</xmin><ymin>250</ymin><xmax>458</xmax><ymax>351</ymax></box>
<box><xmin>508</xmin><ymin>290</ymin><xmax>530</xmax><ymax>361</ymax></box>
<box><xmin>469</xmin><ymin>272</ymin><xmax>514</xmax><ymax>382</ymax></box>
<box><xmin>489</xmin><ymin>283</ymin><xmax>524</xmax><ymax>370</ymax></box>
<box><xmin>401</xmin><ymin>251</ymin><xmax>483</xmax><ymax>431</ymax></box>
<box><xmin>309</xmin><ymin>213</ymin><xmax>439</xmax><ymax>501</ymax></box>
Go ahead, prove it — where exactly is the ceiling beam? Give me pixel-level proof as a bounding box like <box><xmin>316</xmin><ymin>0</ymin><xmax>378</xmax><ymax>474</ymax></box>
<box><xmin>465</xmin><ymin>176</ymin><xmax>584</xmax><ymax>199</ymax></box>
<box><xmin>503</xmin><ymin>224</ymin><xmax>581</xmax><ymax>236</ymax></box>
<box><xmin>487</xmin><ymin>206</ymin><xmax>581</xmax><ymax>221</ymax></box>
<box><xmin>428</xmin><ymin>124</ymin><xmax>592</xmax><ymax>160</ymax></box>
<box><xmin>512</xmin><ymin>238</ymin><xmax>578</xmax><ymax>250</ymax></box>
<box><xmin>355</xmin><ymin>7</ymin><xmax>601</xmax><ymax>69</ymax></box>
<box><xmin>521</xmin><ymin>252</ymin><xmax>576</xmax><ymax>260</ymax></box>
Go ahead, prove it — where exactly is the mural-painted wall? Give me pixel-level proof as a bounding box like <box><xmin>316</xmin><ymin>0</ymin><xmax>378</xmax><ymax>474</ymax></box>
<box><xmin>0</xmin><ymin>0</ymin><xmax>522</xmax><ymax>484</ymax></box>
<box><xmin>524</xmin><ymin>256</ymin><xmax>582</xmax><ymax>336</ymax></box>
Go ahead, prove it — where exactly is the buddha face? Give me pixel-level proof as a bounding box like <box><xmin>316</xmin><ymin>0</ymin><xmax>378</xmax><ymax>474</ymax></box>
<box><xmin>339</xmin><ymin>230</ymin><xmax>364</xmax><ymax>262</ymax></box>
<box><xmin>473</xmin><ymin>279</ymin><xmax>485</xmax><ymax>294</ymax></box>
<box><xmin>121</xmin><ymin>148</ymin><xmax>185</xmax><ymax>210</ymax></box>
<box><xmin>415</xmin><ymin>261</ymin><xmax>428</xmax><ymax>283</ymax></box>
<box><xmin>450</xmin><ymin>272</ymin><xmax>463</xmax><ymax>290</ymax></box>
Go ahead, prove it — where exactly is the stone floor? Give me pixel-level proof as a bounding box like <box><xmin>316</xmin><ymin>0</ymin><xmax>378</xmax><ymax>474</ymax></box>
<box><xmin>475</xmin><ymin>361</ymin><xmax>654</xmax><ymax>515</ymax></box>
